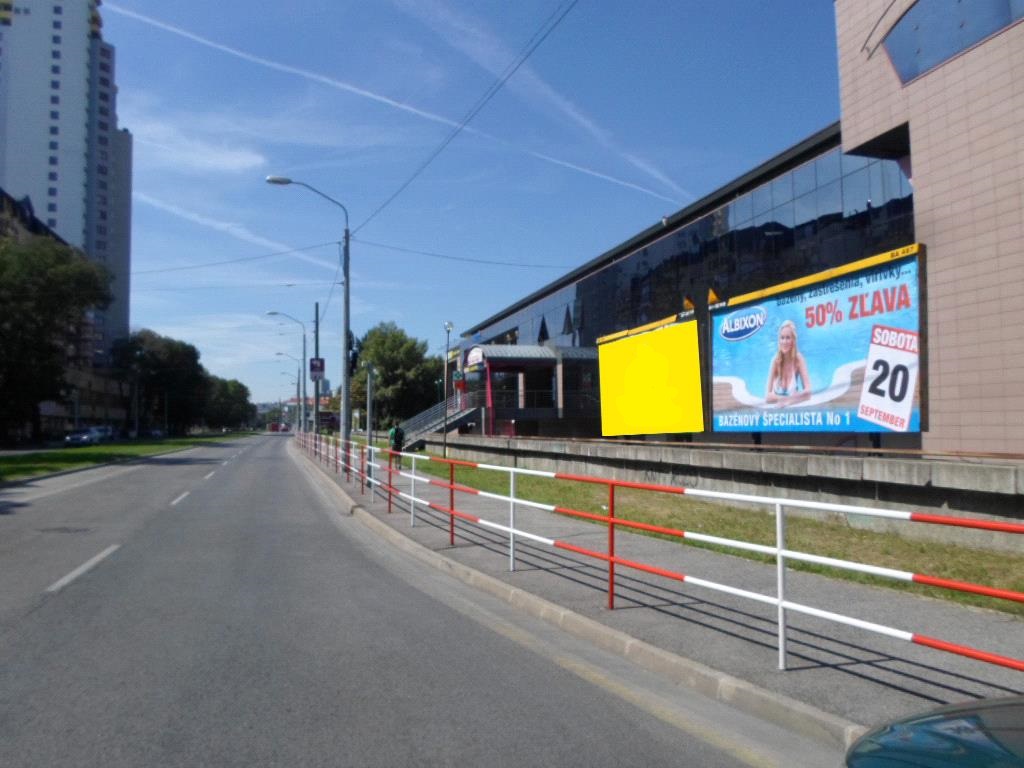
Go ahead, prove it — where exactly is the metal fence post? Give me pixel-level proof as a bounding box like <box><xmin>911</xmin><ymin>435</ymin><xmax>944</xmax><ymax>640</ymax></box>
<box><xmin>776</xmin><ymin>501</ymin><xmax>788</xmax><ymax>670</ymax></box>
<box><xmin>608</xmin><ymin>483</ymin><xmax>616</xmax><ymax>610</ymax></box>
<box><xmin>509</xmin><ymin>472</ymin><xmax>517</xmax><ymax>572</ymax></box>
<box><xmin>410</xmin><ymin>454</ymin><xmax>417</xmax><ymax>526</ymax></box>
<box><xmin>387</xmin><ymin>451</ymin><xmax>393</xmax><ymax>514</ymax></box>
<box><xmin>449</xmin><ymin>462</ymin><xmax>455</xmax><ymax>547</ymax></box>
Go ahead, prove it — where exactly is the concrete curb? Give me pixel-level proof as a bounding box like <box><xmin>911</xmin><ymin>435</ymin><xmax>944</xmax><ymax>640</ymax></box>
<box><xmin>295</xmin><ymin>442</ymin><xmax>867</xmax><ymax>751</ymax></box>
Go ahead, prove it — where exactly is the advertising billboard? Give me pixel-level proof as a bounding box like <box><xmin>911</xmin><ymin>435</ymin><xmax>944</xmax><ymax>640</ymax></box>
<box><xmin>711</xmin><ymin>244</ymin><xmax>922</xmax><ymax>433</ymax></box>
<box><xmin>598</xmin><ymin>314</ymin><xmax>704</xmax><ymax>436</ymax></box>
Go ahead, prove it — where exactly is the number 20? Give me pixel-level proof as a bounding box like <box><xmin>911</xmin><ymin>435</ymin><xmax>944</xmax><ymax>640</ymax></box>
<box><xmin>868</xmin><ymin>360</ymin><xmax>910</xmax><ymax>402</ymax></box>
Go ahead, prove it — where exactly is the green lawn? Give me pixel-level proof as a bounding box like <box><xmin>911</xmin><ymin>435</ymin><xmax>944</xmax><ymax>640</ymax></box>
<box><xmin>405</xmin><ymin>453</ymin><xmax>1024</xmax><ymax>618</ymax></box>
<box><xmin>0</xmin><ymin>432</ymin><xmax>255</xmax><ymax>483</ymax></box>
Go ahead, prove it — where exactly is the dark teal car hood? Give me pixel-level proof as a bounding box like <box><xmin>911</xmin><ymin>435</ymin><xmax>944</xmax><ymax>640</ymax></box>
<box><xmin>847</xmin><ymin>696</ymin><xmax>1024</xmax><ymax>767</ymax></box>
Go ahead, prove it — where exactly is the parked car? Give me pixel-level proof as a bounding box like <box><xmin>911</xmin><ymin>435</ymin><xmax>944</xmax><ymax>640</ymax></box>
<box><xmin>64</xmin><ymin>427</ymin><xmax>104</xmax><ymax>446</ymax></box>
<box><xmin>846</xmin><ymin>695</ymin><xmax>1024</xmax><ymax>766</ymax></box>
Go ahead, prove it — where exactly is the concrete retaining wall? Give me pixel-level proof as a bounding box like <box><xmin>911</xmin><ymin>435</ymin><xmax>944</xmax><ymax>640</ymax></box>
<box><xmin>423</xmin><ymin>435</ymin><xmax>1024</xmax><ymax>553</ymax></box>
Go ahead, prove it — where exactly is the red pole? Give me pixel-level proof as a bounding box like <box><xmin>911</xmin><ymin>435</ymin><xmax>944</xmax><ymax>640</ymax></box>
<box><xmin>449</xmin><ymin>462</ymin><xmax>456</xmax><ymax>546</ymax></box>
<box><xmin>608</xmin><ymin>483</ymin><xmax>616</xmax><ymax>610</ymax></box>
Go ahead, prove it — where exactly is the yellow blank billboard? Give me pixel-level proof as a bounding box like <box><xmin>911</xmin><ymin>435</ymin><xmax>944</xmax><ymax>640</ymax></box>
<box><xmin>598</xmin><ymin>318</ymin><xmax>704</xmax><ymax>436</ymax></box>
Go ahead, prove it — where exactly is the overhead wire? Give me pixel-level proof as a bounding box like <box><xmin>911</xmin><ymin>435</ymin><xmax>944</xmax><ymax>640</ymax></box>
<box><xmin>352</xmin><ymin>0</ymin><xmax>580</xmax><ymax>235</ymax></box>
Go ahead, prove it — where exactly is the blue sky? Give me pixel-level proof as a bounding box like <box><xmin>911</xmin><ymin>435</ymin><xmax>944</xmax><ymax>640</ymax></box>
<box><xmin>105</xmin><ymin>1</ymin><xmax>841</xmax><ymax>404</ymax></box>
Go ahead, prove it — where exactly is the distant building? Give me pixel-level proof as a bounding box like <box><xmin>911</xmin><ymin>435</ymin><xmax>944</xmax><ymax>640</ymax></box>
<box><xmin>0</xmin><ymin>0</ymin><xmax>132</xmax><ymax>364</ymax></box>
<box><xmin>0</xmin><ymin>188</ymin><xmax>127</xmax><ymax>437</ymax></box>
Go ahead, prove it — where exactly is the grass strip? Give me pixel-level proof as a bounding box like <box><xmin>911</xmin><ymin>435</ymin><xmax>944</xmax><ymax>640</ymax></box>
<box><xmin>0</xmin><ymin>432</ymin><xmax>255</xmax><ymax>483</ymax></box>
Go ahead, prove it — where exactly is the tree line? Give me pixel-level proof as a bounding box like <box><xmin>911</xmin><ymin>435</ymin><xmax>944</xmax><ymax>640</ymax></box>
<box><xmin>0</xmin><ymin>236</ymin><xmax>255</xmax><ymax>441</ymax></box>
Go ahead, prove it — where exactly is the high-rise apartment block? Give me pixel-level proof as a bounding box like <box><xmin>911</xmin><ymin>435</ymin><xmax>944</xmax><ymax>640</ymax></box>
<box><xmin>0</xmin><ymin>0</ymin><xmax>132</xmax><ymax>364</ymax></box>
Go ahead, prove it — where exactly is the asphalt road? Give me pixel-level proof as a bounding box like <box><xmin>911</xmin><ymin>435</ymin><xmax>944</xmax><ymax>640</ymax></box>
<box><xmin>0</xmin><ymin>435</ymin><xmax>841</xmax><ymax>767</ymax></box>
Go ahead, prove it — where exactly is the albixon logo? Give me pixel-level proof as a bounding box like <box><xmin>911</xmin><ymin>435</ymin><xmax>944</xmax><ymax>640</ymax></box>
<box><xmin>720</xmin><ymin>306</ymin><xmax>767</xmax><ymax>341</ymax></box>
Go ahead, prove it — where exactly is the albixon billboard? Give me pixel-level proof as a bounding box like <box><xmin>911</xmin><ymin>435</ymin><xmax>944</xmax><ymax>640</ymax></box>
<box><xmin>711</xmin><ymin>244</ymin><xmax>923</xmax><ymax>433</ymax></box>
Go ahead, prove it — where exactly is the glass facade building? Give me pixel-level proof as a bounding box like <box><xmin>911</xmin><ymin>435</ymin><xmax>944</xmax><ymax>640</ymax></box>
<box><xmin>461</xmin><ymin>124</ymin><xmax>915</xmax><ymax>440</ymax></box>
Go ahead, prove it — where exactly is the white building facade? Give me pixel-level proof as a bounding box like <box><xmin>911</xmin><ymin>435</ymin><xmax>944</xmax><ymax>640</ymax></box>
<box><xmin>0</xmin><ymin>0</ymin><xmax>131</xmax><ymax>363</ymax></box>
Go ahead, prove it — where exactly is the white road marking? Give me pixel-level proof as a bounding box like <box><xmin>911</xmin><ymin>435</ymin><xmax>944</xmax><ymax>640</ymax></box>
<box><xmin>45</xmin><ymin>545</ymin><xmax>121</xmax><ymax>593</ymax></box>
<box><xmin>204</xmin><ymin>471</ymin><xmax>216</xmax><ymax>480</ymax></box>
<box><xmin>171</xmin><ymin>491</ymin><xmax>190</xmax><ymax>506</ymax></box>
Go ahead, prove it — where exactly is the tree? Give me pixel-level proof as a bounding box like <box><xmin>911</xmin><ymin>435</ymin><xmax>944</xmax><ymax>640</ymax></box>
<box><xmin>112</xmin><ymin>330</ymin><xmax>210</xmax><ymax>436</ymax></box>
<box><xmin>0</xmin><ymin>236</ymin><xmax>111</xmax><ymax>439</ymax></box>
<box><xmin>205</xmin><ymin>377</ymin><xmax>256</xmax><ymax>429</ymax></box>
<box><xmin>343</xmin><ymin>322</ymin><xmax>442</xmax><ymax>429</ymax></box>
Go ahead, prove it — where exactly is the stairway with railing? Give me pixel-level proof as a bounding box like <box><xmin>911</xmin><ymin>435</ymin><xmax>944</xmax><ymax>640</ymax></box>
<box><xmin>399</xmin><ymin>391</ymin><xmax>482</xmax><ymax>449</ymax></box>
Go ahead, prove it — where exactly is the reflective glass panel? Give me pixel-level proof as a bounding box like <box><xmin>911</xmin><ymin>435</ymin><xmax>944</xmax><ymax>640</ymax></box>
<box><xmin>752</xmin><ymin>184</ymin><xmax>773</xmax><ymax>216</ymax></box>
<box><xmin>815</xmin><ymin>148</ymin><xmax>841</xmax><ymax>187</ymax></box>
<box><xmin>883</xmin><ymin>0</ymin><xmax>1024</xmax><ymax>83</ymax></box>
<box><xmin>792</xmin><ymin>161</ymin><xmax>816</xmax><ymax>198</ymax></box>
<box><xmin>842</xmin><ymin>168</ymin><xmax>871</xmax><ymax>217</ymax></box>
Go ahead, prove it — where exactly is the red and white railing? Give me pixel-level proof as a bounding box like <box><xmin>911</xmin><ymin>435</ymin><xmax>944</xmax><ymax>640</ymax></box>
<box><xmin>293</xmin><ymin>431</ymin><xmax>1024</xmax><ymax>674</ymax></box>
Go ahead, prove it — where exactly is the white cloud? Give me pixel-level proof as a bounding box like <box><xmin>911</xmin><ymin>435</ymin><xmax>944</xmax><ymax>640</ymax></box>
<box><xmin>133</xmin><ymin>122</ymin><xmax>266</xmax><ymax>173</ymax></box>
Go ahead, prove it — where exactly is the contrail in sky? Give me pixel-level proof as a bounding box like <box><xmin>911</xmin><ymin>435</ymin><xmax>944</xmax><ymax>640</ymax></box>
<box><xmin>133</xmin><ymin>192</ymin><xmax>338</xmax><ymax>272</ymax></box>
<box><xmin>104</xmin><ymin>3</ymin><xmax>685</xmax><ymax>205</ymax></box>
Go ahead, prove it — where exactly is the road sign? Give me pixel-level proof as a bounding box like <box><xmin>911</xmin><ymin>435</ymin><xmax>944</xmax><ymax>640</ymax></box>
<box><xmin>310</xmin><ymin>357</ymin><xmax>325</xmax><ymax>381</ymax></box>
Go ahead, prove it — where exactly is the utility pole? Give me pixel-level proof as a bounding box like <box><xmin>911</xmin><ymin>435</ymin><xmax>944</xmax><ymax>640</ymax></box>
<box><xmin>313</xmin><ymin>301</ymin><xmax>320</xmax><ymax>434</ymax></box>
<box><xmin>366</xmin><ymin>366</ymin><xmax>374</xmax><ymax>482</ymax></box>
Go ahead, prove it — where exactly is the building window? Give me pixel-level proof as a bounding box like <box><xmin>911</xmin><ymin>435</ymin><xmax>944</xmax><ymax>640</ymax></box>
<box><xmin>884</xmin><ymin>0</ymin><xmax>1024</xmax><ymax>83</ymax></box>
<box><xmin>48</xmin><ymin>140</ymin><xmax>58</xmax><ymax>150</ymax></box>
<box><xmin>52</xmin><ymin>34</ymin><xmax>60</xmax><ymax>43</ymax></box>
<box><xmin>51</xmin><ymin>49</ymin><xmax>60</xmax><ymax>59</ymax></box>
<box><xmin>50</xmin><ymin>95</ymin><xmax>59</xmax><ymax>104</ymax></box>
<box><xmin>49</xmin><ymin>126</ymin><xmax>58</xmax><ymax>135</ymax></box>
<box><xmin>53</xmin><ymin>5</ymin><xmax>62</xmax><ymax>14</ymax></box>
<box><xmin>48</xmin><ymin>156</ymin><xmax>57</xmax><ymax>166</ymax></box>
<box><xmin>48</xmin><ymin>187</ymin><xmax>57</xmax><ymax>196</ymax></box>
<box><xmin>47</xmin><ymin>203</ymin><xmax>57</xmax><ymax>212</ymax></box>
<box><xmin>50</xmin><ymin>80</ymin><xmax>59</xmax><ymax>90</ymax></box>
<box><xmin>48</xmin><ymin>172</ymin><xmax>58</xmax><ymax>181</ymax></box>
<box><xmin>50</xmin><ymin>65</ymin><xmax>60</xmax><ymax>74</ymax></box>
<box><xmin>47</xmin><ymin>218</ymin><xmax>56</xmax><ymax>227</ymax></box>
<box><xmin>98</xmin><ymin>135</ymin><xmax>108</xmax><ymax>146</ymax></box>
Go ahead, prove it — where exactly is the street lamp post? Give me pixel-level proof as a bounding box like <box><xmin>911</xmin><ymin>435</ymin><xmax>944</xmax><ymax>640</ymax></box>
<box><xmin>266</xmin><ymin>311</ymin><xmax>306</xmax><ymax>432</ymax></box>
<box><xmin>266</xmin><ymin>176</ymin><xmax>351</xmax><ymax>450</ymax></box>
<box><xmin>276</xmin><ymin>352</ymin><xmax>302</xmax><ymax>429</ymax></box>
<box><xmin>443</xmin><ymin>321</ymin><xmax>454</xmax><ymax>458</ymax></box>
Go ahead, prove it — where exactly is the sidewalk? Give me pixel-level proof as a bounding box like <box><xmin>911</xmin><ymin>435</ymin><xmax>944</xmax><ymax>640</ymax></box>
<box><xmin>295</xmin><ymin>442</ymin><xmax>1024</xmax><ymax>751</ymax></box>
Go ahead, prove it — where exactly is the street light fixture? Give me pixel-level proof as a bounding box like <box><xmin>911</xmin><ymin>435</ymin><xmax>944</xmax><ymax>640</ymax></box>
<box><xmin>267</xmin><ymin>175</ymin><xmax>351</xmax><ymax>450</ymax></box>
<box><xmin>443</xmin><ymin>321</ymin><xmax>454</xmax><ymax>458</ymax></box>
<box><xmin>267</xmin><ymin>310</ymin><xmax>307</xmax><ymax>432</ymax></box>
